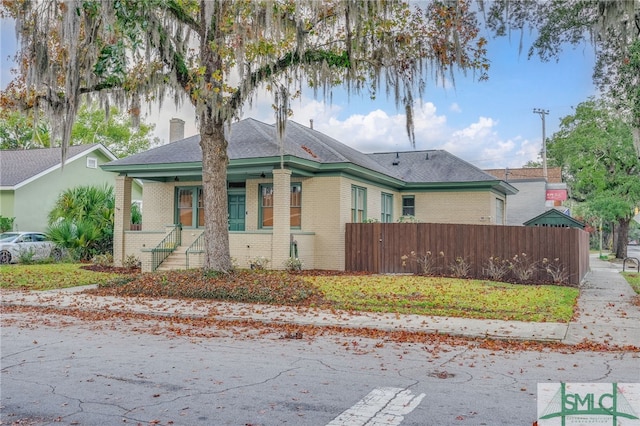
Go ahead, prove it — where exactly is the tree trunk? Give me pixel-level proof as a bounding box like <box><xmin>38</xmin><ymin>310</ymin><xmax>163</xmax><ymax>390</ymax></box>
<box><xmin>200</xmin><ymin>119</ymin><xmax>232</xmax><ymax>273</ymax></box>
<box><xmin>614</xmin><ymin>217</ymin><xmax>631</xmax><ymax>259</ymax></box>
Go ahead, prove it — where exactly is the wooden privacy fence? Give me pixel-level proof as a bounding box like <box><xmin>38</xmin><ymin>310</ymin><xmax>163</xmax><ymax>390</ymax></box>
<box><xmin>345</xmin><ymin>223</ymin><xmax>590</xmax><ymax>285</ymax></box>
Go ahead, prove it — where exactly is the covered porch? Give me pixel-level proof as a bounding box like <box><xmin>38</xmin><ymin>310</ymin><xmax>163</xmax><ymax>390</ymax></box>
<box><xmin>112</xmin><ymin>168</ymin><xmax>316</xmax><ymax>272</ymax></box>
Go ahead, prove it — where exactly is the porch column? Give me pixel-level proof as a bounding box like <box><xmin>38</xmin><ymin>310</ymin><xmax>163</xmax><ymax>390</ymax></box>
<box><xmin>113</xmin><ymin>175</ymin><xmax>132</xmax><ymax>267</ymax></box>
<box><xmin>272</xmin><ymin>169</ymin><xmax>291</xmax><ymax>270</ymax></box>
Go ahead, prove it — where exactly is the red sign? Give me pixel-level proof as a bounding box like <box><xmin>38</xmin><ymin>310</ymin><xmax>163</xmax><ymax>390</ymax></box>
<box><xmin>546</xmin><ymin>189</ymin><xmax>567</xmax><ymax>201</ymax></box>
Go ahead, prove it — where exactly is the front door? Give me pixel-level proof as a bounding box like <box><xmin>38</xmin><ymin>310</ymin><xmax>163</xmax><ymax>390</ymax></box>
<box><xmin>228</xmin><ymin>193</ymin><xmax>246</xmax><ymax>231</ymax></box>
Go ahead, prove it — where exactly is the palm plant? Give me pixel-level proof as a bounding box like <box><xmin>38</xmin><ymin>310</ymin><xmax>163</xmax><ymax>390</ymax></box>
<box><xmin>47</xmin><ymin>185</ymin><xmax>115</xmax><ymax>260</ymax></box>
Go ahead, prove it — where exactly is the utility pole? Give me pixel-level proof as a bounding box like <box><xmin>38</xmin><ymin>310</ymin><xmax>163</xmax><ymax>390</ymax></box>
<box><xmin>533</xmin><ymin>108</ymin><xmax>549</xmax><ymax>180</ymax></box>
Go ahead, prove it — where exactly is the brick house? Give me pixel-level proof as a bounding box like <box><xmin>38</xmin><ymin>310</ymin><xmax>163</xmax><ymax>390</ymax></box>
<box><xmin>102</xmin><ymin>118</ymin><xmax>516</xmax><ymax>271</ymax></box>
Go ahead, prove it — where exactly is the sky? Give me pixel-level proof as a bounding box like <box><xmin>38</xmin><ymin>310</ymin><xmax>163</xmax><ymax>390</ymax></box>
<box><xmin>0</xmin><ymin>16</ymin><xmax>597</xmax><ymax>170</ymax></box>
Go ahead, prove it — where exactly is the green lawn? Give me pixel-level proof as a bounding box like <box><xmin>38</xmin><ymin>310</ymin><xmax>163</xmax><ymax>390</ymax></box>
<box><xmin>0</xmin><ymin>264</ymin><xmax>125</xmax><ymax>290</ymax></box>
<box><xmin>304</xmin><ymin>275</ymin><xmax>577</xmax><ymax>322</ymax></box>
<box><xmin>622</xmin><ymin>272</ymin><xmax>640</xmax><ymax>294</ymax></box>
<box><xmin>1</xmin><ymin>264</ymin><xmax>579</xmax><ymax>323</ymax></box>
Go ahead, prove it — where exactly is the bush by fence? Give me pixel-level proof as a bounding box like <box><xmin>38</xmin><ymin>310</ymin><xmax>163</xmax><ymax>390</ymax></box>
<box><xmin>345</xmin><ymin>223</ymin><xmax>590</xmax><ymax>286</ymax></box>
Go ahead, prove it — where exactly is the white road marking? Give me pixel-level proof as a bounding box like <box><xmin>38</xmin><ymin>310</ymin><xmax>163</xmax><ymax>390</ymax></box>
<box><xmin>327</xmin><ymin>387</ymin><xmax>425</xmax><ymax>426</ymax></box>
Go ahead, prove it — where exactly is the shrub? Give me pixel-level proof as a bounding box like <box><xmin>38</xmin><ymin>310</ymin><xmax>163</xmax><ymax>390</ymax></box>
<box><xmin>284</xmin><ymin>257</ymin><xmax>304</xmax><ymax>271</ymax></box>
<box><xmin>92</xmin><ymin>253</ymin><xmax>114</xmax><ymax>266</ymax></box>
<box><xmin>483</xmin><ymin>256</ymin><xmax>510</xmax><ymax>281</ymax></box>
<box><xmin>0</xmin><ymin>216</ymin><xmax>15</xmax><ymax>232</ymax></box>
<box><xmin>47</xmin><ymin>184</ymin><xmax>114</xmax><ymax>258</ymax></box>
<box><xmin>397</xmin><ymin>215</ymin><xmax>419</xmax><ymax>223</ymax></box>
<box><xmin>509</xmin><ymin>253</ymin><xmax>538</xmax><ymax>283</ymax></box>
<box><xmin>401</xmin><ymin>250</ymin><xmax>441</xmax><ymax>275</ymax></box>
<box><xmin>250</xmin><ymin>256</ymin><xmax>270</xmax><ymax>270</ymax></box>
<box><xmin>123</xmin><ymin>254</ymin><xmax>140</xmax><ymax>269</ymax></box>
<box><xmin>131</xmin><ymin>202</ymin><xmax>142</xmax><ymax>225</ymax></box>
<box><xmin>542</xmin><ymin>257</ymin><xmax>570</xmax><ymax>285</ymax></box>
<box><xmin>17</xmin><ymin>247</ymin><xmax>37</xmax><ymax>264</ymax></box>
<box><xmin>448</xmin><ymin>256</ymin><xmax>471</xmax><ymax>278</ymax></box>
<box><xmin>47</xmin><ymin>219</ymin><xmax>102</xmax><ymax>261</ymax></box>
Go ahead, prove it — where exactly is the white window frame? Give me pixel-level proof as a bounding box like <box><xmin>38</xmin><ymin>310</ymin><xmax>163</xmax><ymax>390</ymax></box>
<box><xmin>495</xmin><ymin>198</ymin><xmax>505</xmax><ymax>225</ymax></box>
<box><xmin>381</xmin><ymin>193</ymin><xmax>393</xmax><ymax>223</ymax></box>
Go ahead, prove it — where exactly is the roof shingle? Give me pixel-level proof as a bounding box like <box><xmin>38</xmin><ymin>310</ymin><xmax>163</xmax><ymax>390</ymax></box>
<box><xmin>1</xmin><ymin>144</ymin><xmax>107</xmax><ymax>187</ymax></box>
<box><xmin>105</xmin><ymin>118</ymin><xmax>505</xmax><ymax>185</ymax></box>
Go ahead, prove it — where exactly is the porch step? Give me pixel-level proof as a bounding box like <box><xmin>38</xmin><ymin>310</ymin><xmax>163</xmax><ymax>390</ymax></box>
<box><xmin>155</xmin><ymin>246</ymin><xmax>203</xmax><ymax>271</ymax></box>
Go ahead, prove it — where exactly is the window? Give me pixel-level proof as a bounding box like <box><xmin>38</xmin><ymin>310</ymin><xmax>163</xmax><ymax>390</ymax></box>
<box><xmin>402</xmin><ymin>196</ymin><xmax>415</xmax><ymax>217</ymax></box>
<box><xmin>496</xmin><ymin>198</ymin><xmax>505</xmax><ymax>225</ymax></box>
<box><xmin>259</xmin><ymin>183</ymin><xmax>302</xmax><ymax>229</ymax></box>
<box><xmin>260</xmin><ymin>185</ymin><xmax>274</xmax><ymax>228</ymax></box>
<box><xmin>351</xmin><ymin>185</ymin><xmax>366</xmax><ymax>222</ymax></box>
<box><xmin>86</xmin><ymin>157</ymin><xmax>97</xmax><ymax>169</ymax></box>
<box><xmin>197</xmin><ymin>188</ymin><xmax>204</xmax><ymax>227</ymax></box>
<box><xmin>381</xmin><ymin>193</ymin><xmax>393</xmax><ymax>223</ymax></box>
<box><xmin>291</xmin><ymin>183</ymin><xmax>302</xmax><ymax>228</ymax></box>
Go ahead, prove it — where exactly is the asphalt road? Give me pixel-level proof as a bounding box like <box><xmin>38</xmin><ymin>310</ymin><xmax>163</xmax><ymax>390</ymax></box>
<box><xmin>2</xmin><ymin>310</ymin><xmax>638</xmax><ymax>426</ymax></box>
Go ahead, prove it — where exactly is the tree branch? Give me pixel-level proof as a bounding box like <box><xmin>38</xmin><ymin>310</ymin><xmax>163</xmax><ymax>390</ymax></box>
<box><xmin>227</xmin><ymin>49</ymin><xmax>350</xmax><ymax>112</ymax></box>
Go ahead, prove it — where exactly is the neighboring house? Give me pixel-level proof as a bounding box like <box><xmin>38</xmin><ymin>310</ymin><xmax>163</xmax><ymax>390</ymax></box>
<box><xmin>484</xmin><ymin>167</ymin><xmax>567</xmax><ymax>226</ymax></box>
<box><xmin>103</xmin><ymin>118</ymin><xmax>517</xmax><ymax>272</ymax></box>
<box><xmin>0</xmin><ymin>144</ymin><xmax>143</xmax><ymax>232</ymax></box>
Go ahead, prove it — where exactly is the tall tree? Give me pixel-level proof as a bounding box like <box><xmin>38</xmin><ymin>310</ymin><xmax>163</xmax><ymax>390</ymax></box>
<box><xmin>1</xmin><ymin>0</ymin><xmax>488</xmax><ymax>273</ymax></box>
<box><xmin>71</xmin><ymin>105</ymin><xmax>156</xmax><ymax>158</ymax></box>
<box><xmin>481</xmin><ymin>0</ymin><xmax>640</xmax><ymax>155</ymax></box>
<box><xmin>0</xmin><ymin>109</ymin><xmax>50</xmax><ymax>149</ymax></box>
<box><xmin>548</xmin><ymin>99</ymin><xmax>640</xmax><ymax>259</ymax></box>
<box><xmin>0</xmin><ymin>105</ymin><xmax>155</xmax><ymax>156</ymax></box>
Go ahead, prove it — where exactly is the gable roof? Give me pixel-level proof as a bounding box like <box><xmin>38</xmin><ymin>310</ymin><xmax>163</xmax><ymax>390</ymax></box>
<box><xmin>1</xmin><ymin>144</ymin><xmax>117</xmax><ymax>189</ymax></box>
<box><xmin>523</xmin><ymin>208</ymin><xmax>586</xmax><ymax>229</ymax></box>
<box><xmin>103</xmin><ymin>118</ymin><xmax>516</xmax><ymax>194</ymax></box>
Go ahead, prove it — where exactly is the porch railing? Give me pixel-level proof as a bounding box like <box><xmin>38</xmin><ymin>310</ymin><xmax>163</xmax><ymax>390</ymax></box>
<box><xmin>151</xmin><ymin>224</ymin><xmax>182</xmax><ymax>271</ymax></box>
<box><xmin>186</xmin><ymin>232</ymin><xmax>205</xmax><ymax>269</ymax></box>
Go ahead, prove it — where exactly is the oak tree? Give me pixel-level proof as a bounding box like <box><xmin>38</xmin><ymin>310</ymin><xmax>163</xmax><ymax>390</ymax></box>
<box><xmin>548</xmin><ymin>99</ymin><xmax>640</xmax><ymax>258</ymax></box>
<box><xmin>2</xmin><ymin>0</ymin><xmax>488</xmax><ymax>272</ymax></box>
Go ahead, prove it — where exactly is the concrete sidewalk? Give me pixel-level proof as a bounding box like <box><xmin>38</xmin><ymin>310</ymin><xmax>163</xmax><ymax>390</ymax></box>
<box><xmin>1</xmin><ymin>254</ymin><xmax>638</xmax><ymax>347</ymax></box>
<box><xmin>563</xmin><ymin>254</ymin><xmax>640</xmax><ymax>347</ymax></box>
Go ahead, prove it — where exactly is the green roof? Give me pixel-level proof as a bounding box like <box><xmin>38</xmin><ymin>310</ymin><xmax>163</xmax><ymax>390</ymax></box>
<box><xmin>523</xmin><ymin>209</ymin><xmax>585</xmax><ymax>229</ymax></box>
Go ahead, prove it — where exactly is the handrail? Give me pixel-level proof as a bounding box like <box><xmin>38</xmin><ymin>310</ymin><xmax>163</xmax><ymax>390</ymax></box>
<box><xmin>151</xmin><ymin>224</ymin><xmax>182</xmax><ymax>271</ymax></box>
<box><xmin>185</xmin><ymin>232</ymin><xmax>205</xmax><ymax>269</ymax></box>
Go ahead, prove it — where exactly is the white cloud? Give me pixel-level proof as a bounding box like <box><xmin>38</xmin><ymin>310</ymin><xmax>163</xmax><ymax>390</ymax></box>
<box><xmin>300</xmin><ymin>99</ymin><xmax>449</xmax><ymax>153</ymax></box>
<box><xmin>449</xmin><ymin>102</ymin><xmax>462</xmax><ymax>113</ymax></box>
<box><xmin>146</xmin><ymin>94</ymin><xmax>539</xmax><ymax>170</ymax></box>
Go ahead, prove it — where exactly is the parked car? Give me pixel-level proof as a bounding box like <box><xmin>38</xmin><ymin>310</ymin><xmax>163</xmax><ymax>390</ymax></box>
<box><xmin>0</xmin><ymin>232</ymin><xmax>61</xmax><ymax>264</ymax></box>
